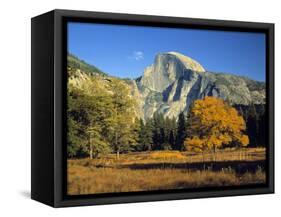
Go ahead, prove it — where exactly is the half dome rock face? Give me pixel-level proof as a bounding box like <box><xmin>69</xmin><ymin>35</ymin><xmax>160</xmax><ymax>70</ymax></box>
<box><xmin>136</xmin><ymin>52</ymin><xmax>265</xmax><ymax>119</ymax></box>
<box><xmin>140</xmin><ymin>52</ymin><xmax>205</xmax><ymax>92</ymax></box>
<box><xmin>167</xmin><ymin>52</ymin><xmax>205</xmax><ymax>72</ymax></box>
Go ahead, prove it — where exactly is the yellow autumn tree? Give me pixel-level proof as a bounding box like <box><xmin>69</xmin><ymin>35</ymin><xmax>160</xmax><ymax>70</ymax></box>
<box><xmin>184</xmin><ymin>96</ymin><xmax>249</xmax><ymax>156</ymax></box>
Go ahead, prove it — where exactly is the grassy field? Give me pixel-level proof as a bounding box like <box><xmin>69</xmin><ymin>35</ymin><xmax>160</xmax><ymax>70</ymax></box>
<box><xmin>67</xmin><ymin>148</ymin><xmax>266</xmax><ymax>195</ymax></box>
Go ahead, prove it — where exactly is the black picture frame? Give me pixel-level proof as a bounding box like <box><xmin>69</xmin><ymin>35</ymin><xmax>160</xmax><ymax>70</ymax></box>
<box><xmin>31</xmin><ymin>9</ymin><xmax>274</xmax><ymax>207</ymax></box>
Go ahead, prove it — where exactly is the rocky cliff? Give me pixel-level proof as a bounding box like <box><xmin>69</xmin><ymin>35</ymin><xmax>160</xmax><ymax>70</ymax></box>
<box><xmin>68</xmin><ymin>52</ymin><xmax>265</xmax><ymax>120</ymax></box>
<box><xmin>135</xmin><ymin>52</ymin><xmax>265</xmax><ymax>119</ymax></box>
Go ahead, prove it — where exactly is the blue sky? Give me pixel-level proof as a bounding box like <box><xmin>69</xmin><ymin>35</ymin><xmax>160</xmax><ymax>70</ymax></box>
<box><xmin>68</xmin><ymin>22</ymin><xmax>266</xmax><ymax>81</ymax></box>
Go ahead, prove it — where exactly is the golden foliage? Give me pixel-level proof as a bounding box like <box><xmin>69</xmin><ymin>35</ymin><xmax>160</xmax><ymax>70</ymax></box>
<box><xmin>185</xmin><ymin>97</ymin><xmax>249</xmax><ymax>152</ymax></box>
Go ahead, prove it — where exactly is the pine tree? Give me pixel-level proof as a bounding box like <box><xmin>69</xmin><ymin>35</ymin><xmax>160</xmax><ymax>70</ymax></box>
<box><xmin>175</xmin><ymin>112</ymin><xmax>187</xmax><ymax>151</ymax></box>
<box><xmin>152</xmin><ymin>113</ymin><xmax>164</xmax><ymax>150</ymax></box>
<box><xmin>258</xmin><ymin>112</ymin><xmax>266</xmax><ymax>147</ymax></box>
<box><xmin>168</xmin><ymin>130</ymin><xmax>175</xmax><ymax>149</ymax></box>
<box><xmin>247</xmin><ymin>104</ymin><xmax>258</xmax><ymax>147</ymax></box>
<box><xmin>144</xmin><ymin>119</ymin><xmax>154</xmax><ymax>150</ymax></box>
<box><xmin>138</xmin><ymin>119</ymin><xmax>153</xmax><ymax>151</ymax></box>
<box><xmin>159</xmin><ymin>127</ymin><xmax>166</xmax><ymax>149</ymax></box>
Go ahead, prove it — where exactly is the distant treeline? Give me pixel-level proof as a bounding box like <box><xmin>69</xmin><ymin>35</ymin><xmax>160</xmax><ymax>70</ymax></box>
<box><xmin>135</xmin><ymin>103</ymin><xmax>266</xmax><ymax>153</ymax></box>
<box><xmin>136</xmin><ymin>112</ymin><xmax>183</xmax><ymax>151</ymax></box>
<box><xmin>234</xmin><ymin>104</ymin><xmax>266</xmax><ymax>148</ymax></box>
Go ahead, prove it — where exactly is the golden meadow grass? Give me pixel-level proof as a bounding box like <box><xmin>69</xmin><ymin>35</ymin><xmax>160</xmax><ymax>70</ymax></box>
<box><xmin>67</xmin><ymin>148</ymin><xmax>266</xmax><ymax>195</ymax></box>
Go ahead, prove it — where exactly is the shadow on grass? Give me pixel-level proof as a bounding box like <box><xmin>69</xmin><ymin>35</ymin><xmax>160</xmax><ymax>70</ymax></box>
<box><xmin>119</xmin><ymin>160</ymin><xmax>265</xmax><ymax>174</ymax></box>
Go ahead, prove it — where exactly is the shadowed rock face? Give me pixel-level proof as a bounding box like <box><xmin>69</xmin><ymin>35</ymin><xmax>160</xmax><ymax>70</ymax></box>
<box><xmin>135</xmin><ymin>52</ymin><xmax>265</xmax><ymax>119</ymax></box>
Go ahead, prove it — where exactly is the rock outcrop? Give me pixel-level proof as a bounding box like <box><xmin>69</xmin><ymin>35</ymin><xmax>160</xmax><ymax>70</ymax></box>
<box><xmin>68</xmin><ymin>52</ymin><xmax>265</xmax><ymax>120</ymax></box>
<box><xmin>136</xmin><ymin>52</ymin><xmax>265</xmax><ymax>119</ymax></box>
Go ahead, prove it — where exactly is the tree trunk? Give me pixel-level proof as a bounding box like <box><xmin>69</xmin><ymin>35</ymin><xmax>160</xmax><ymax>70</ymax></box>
<box><xmin>115</xmin><ymin>131</ymin><xmax>119</xmax><ymax>160</ymax></box>
<box><xmin>212</xmin><ymin>146</ymin><xmax>216</xmax><ymax>162</ymax></box>
<box><xmin>239</xmin><ymin>149</ymin><xmax>244</xmax><ymax>161</ymax></box>
<box><xmin>89</xmin><ymin>143</ymin><xmax>93</xmax><ymax>159</ymax></box>
<box><xmin>88</xmin><ymin>134</ymin><xmax>93</xmax><ymax>159</ymax></box>
<box><xmin>201</xmin><ymin>151</ymin><xmax>206</xmax><ymax>170</ymax></box>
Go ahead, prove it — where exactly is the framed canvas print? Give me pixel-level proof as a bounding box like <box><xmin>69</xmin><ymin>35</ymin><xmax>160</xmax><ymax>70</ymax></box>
<box><xmin>31</xmin><ymin>9</ymin><xmax>274</xmax><ymax>207</ymax></box>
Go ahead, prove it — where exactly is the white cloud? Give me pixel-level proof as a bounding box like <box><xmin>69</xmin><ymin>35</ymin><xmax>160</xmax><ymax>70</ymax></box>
<box><xmin>129</xmin><ymin>51</ymin><xmax>144</xmax><ymax>61</ymax></box>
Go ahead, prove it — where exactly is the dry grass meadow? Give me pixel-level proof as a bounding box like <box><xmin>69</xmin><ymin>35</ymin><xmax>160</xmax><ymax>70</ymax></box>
<box><xmin>67</xmin><ymin>148</ymin><xmax>266</xmax><ymax>195</ymax></box>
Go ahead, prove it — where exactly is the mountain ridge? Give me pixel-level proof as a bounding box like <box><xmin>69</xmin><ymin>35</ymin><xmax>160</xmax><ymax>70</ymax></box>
<box><xmin>67</xmin><ymin>52</ymin><xmax>265</xmax><ymax>120</ymax></box>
